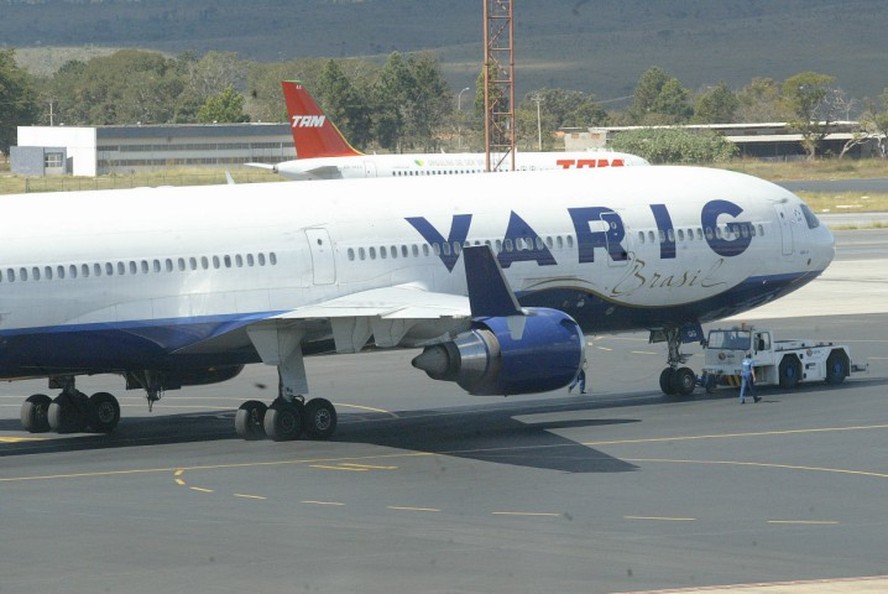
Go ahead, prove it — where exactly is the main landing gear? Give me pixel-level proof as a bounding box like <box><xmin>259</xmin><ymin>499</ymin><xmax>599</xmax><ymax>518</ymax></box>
<box><xmin>234</xmin><ymin>330</ymin><xmax>338</xmax><ymax>441</ymax></box>
<box><xmin>235</xmin><ymin>395</ymin><xmax>338</xmax><ymax>442</ymax></box>
<box><xmin>20</xmin><ymin>379</ymin><xmax>121</xmax><ymax>434</ymax></box>
<box><xmin>657</xmin><ymin>327</ymin><xmax>697</xmax><ymax>397</ymax></box>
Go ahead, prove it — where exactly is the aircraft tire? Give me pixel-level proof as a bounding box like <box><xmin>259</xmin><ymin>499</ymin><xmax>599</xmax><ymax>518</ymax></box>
<box><xmin>235</xmin><ymin>400</ymin><xmax>268</xmax><ymax>440</ymax></box>
<box><xmin>263</xmin><ymin>400</ymin><xmax>303</xmax><ymax>442</ymax></box>
<box><xmin>671</xmin><ymin>366</ymin><xmax>696</xmax><ymax>396</ymax></box>
<box><xmin>87</xmin><ymin>392</ymin><xmax>121</xmax><ymax>433</ymax></box>
<box><xmin>48</xmin><ymin>392</ymin><xmax>89</xmax><ymax>433</ymax></box>
<box><xmin>303</xmin><ymin>398</ymin><xmax>337</xmax><ymax>440</ymax></box>
<box><xmin>21</xmin><ymin>394</ymin><xmax>52</xmax><ymax>433</ymax></box>
<box><xmin>659</xmin><ymin>368</ymin><xmax>676</xmax><ymax>395</ymax></box>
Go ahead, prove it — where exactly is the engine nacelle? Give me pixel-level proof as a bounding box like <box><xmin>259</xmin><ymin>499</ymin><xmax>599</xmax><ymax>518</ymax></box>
<box><xmin>411</xmin><ymin>308</ymin><xmax>584</xmax><ymax>395</ymax></box>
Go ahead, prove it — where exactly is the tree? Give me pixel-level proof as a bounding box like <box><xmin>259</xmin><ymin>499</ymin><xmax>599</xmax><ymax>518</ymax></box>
<box><xmin>735</xmin><ymin>77</ymin><xmax>785</xmax><ymax>122</ymax></box>
<box><xmin>513</xmin><ymin>88</ymin><xmax>607</xmax><ymax>150</ymax></box>
<box><xmin>404</xmin><ymin>53</ymin><xmax>451</xmax><ymax>150</ymax></box>
<box><xmin>846</xmin><ymin>88</ymin><xmax>888</xmax><ymax>158</ymax></box>
<box><xmin>371</xmin><ymin>52</ymin><xmax>451</xmax><ymax>151</ymax></box>
<box><xmin>625</xmin><ymin>67</ymin><xmax>692</xmax><ymax>125</ymax></box>
<box><xmin>781</xmin><ymin>71</ymin><xmax>836</xmax><ymax>159</ymax></box>
<box><xmin>197</xmin><ymin>86</ymin><xmax>250</xmax><ymax>123</ymax></box>
<box><xmin>371</xmin><ymin>52</ymin><xmax>412</xmax><ymax>151</ymax></box>
<box><xmin>0</xmin><ymin>49</ymin><xmax>39</xmax><ymax>154</ymax></box>
<box><xmin>315</xmin><ymin>60</ymin><xmax>372</xmax><ymax>149</ymax></box>
<box><xmin>46</xmin><ymin>49</ymin><xmax>184</xmax><ymax>125</ymax></box>
<box><xmin>609</xmin><ymin>128</ymin><xmax>737</xmax><ymax>164</ymax></box>
<box><xmin>693</xmin><ymin>82</ymin><xmax>739</xmax><ymax>124</ymax></box>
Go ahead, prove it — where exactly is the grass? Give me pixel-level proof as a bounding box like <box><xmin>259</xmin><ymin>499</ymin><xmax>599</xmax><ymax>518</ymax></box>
<box><xmin>724</xmin><ymin>158</ymin><xmax>888</xmax><ymax>181</ymax></box>
<box><xmin>0</xmin><ymin>168</ymin><xmax>283</xmax><ymax>195</ymax></box>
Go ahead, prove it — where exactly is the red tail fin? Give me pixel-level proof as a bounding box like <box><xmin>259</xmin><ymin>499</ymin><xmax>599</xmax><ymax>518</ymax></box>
<box><xmin>281</xmin><ymin>80</ymin><xmax>363</xmax><ymax>158</ymax></box>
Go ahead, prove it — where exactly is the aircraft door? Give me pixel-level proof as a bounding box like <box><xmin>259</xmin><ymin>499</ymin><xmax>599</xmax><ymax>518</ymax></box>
<box><xmin>773</xmin><ymin>203</ymin><xmax>794</xmax><ymax>256</ymax></box>
<box><xmin>304</xmin><ymin>228</ymin><xmax>336</xmax><ymax>285</ymax></box>
<box><xmin>364</xmin><ymin>161</ymin><xmax>378</xmax><ymax>177</ymax></box>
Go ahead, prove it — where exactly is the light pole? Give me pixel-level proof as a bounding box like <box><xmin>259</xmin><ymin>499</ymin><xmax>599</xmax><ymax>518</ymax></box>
<box><xmin>457</xmin><ymin>87</ymin><xmax>470</xmax><ymax>149</ymax></box>
<box><xmin>531</xmin><ymin>94</ymin><xmax>543</xmax><ymax>151</ymax></box>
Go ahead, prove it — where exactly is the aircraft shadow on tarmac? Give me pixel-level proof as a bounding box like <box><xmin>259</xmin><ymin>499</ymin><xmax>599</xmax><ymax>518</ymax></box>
<box><xmin>338</xmin><ymin>399</ymin><xmax>642</xmax><ymax>474</ymax></box>
<box><xmin>3</xmin><ymin>376</ymin><xmax>884</xmax><ymax>470</ymax></box>
<box><xmin>0</xmin><ymin>396</ymin><xmax>645</xmax><ymax>473</ymax></box>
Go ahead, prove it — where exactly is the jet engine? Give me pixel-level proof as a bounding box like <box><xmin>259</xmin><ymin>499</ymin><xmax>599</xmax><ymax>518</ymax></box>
<box><xmin>411</xmin><ymin>308</ymin><xmax>584</xmax><ymax>395</ymax></box>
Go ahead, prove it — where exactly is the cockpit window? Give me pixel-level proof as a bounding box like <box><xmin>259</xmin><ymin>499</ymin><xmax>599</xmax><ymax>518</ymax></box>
<box><xmin>799</xmin><ymin>203</ymin><xmax>821</xmax><ymax>229</ymax></box>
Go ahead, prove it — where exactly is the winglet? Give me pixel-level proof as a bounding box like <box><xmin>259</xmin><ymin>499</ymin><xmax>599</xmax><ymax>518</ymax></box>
<box><xmin>463</xmin><ymin>245</ymin><xmax>523</xmax><ymax>318</ymax></box>
<box><xmin>281</xmin><ymin>80</ymin><xmax>364</xmax><ymax>159</ymax></box>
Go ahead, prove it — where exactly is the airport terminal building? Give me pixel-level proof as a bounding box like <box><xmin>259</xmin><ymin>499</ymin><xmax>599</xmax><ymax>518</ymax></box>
<box><xmin>12</xmin><ymin>123</ymin><xmax>295</xmax><ymax>176</ymax></box>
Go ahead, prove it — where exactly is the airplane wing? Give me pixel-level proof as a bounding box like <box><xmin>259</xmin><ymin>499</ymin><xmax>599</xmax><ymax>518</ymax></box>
<box><xmin>173</xmin><ymin>284</ymin><xmax>470</xmax><ymax>356</ymax></box>
<box><xmin>278</xmin><ymin>285</ymin><xmax>469</xmax><ymax>320</ymax></box>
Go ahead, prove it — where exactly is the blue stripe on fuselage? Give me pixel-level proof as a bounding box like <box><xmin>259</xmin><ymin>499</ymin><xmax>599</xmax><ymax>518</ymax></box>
<box><xmin>0</xmin><ymin>271</ymin><xmax>820</xmax><ymax>378</ymax></box>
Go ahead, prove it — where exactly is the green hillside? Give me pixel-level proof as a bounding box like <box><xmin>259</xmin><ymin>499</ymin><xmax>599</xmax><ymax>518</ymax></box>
<box><xmin>3</xmin><ymin>0</ymin><xmax>887</xmax><ymax>103</ymax></box>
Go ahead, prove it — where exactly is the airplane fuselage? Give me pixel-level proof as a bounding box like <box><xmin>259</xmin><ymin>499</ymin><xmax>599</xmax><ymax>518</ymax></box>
<box><xmin>0</xmin><ymin>166</ymin><xmax>833</xmax><ymax>383</ymax></box>
<box><xmin>271</xmin><ymin>150</ymin><xmax>648</xmax><ymax>180</ymax></box>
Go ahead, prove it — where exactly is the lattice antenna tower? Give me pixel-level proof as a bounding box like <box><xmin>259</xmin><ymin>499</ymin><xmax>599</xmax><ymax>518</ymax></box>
<box><xmin>483</xmin><ymin>0</ymin><xmax>516</xmax><ymax>172</ymax></box>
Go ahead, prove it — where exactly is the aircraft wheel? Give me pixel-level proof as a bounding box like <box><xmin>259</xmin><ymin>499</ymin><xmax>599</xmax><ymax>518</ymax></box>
<box><xmin>659</xmin><ymin>368</ymin><xmax>676</xmax><ymax>395</ymax></box>
<box><xmin>671</xmin><ymin>366</ymin><xmax>696</xmax><ymax>396</ymax></box>
<box><xmin>235</xmin><ymin>400</ymin><xmax>268</xmax><ymax>440</ymax></box>
<box><xmin>87</xmin><ymin>392</ymin><xmax>120</xmax><ymax>433</ymax></box>
<box><xmin>263</xmin><ymin>400</ymin><xmax>303</xmax><ymax>442</ymax></box>
<box><xmin>21</xmin><ymin>394</ymin><xmax>52</xmax><ymax>433</ymax></box>
<box><xmin>303</xmin><ymin>398</ymin><xmax>337</xmax><ymax>440</ymax></box>
<box><xmin>778</xmin><ymin>355</ymin><xmax>802</xmax><ymax>389</ymax></box>
<box><xmin>48</xmin><ymin>392</ymin><xmax>89</xmax><ymax>433</ymax></box>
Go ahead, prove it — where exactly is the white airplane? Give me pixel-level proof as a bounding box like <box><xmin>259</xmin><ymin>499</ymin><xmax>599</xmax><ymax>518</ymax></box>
<box><xmin>3</xmin><ymin>165</ymin><xmax>833</xmax><ymax>441</ymax></box>
<box><xmin>247</xmin><ymin>80</ymin><xmax>649</xmax><ymax>180</ymax></box>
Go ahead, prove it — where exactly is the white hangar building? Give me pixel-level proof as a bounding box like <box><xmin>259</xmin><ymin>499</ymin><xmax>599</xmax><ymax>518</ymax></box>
<box><xmin>12</xmin><ymin>123</ymin><xmax>295</xmax><ymax>176</ymax></box>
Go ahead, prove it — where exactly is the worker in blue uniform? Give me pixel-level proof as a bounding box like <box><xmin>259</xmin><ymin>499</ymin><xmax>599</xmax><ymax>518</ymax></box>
<box><xmin>739</xmin><ymin>353</ymin><xmax>760</xmax><ymax>404</ymax></box>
